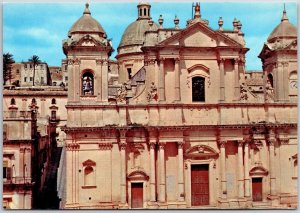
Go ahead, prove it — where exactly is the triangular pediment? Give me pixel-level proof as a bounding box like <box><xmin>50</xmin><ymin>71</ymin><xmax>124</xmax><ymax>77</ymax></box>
<box><xmin>159</xmin><ymin>22</ymin><xmax>242</xmax><ymax>48</ymax></box>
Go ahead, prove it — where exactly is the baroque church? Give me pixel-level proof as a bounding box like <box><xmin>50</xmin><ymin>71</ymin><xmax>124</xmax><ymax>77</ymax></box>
<box><xmin>59</xmin><ymin>2</ymin><xmax>298</xmax><ymax>209</ymax></box>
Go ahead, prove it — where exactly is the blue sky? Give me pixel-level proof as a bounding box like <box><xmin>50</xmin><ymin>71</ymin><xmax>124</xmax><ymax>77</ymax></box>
<box><xmin>3</xmin><ymin>2</ymin><xmax>297</xmax><ymax>70</ymax></box>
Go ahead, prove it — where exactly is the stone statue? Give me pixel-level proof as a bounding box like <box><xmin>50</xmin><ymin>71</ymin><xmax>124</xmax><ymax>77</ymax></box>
<box><xmin>116</xmin><ymin>83</ymin><xmax>128</xmax><ymax>103</ymax></box>
<box><xmin>240</xmin><ymin>83</ymin><xmax>248</xmax><ymax>101</ymax></box>
<box><xmin>147</xmin><ymin>82</ymin><xmax>158</xmax><ymax>102</ymax></box>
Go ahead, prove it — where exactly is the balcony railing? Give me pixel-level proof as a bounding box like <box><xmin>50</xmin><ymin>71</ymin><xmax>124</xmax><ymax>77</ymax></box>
<box><xmin>3</xmin><ymin>177</ymin><xmax>32</xmax><ymax>185</ymax></box>
<box><xmin>3</xmin><ymin>111</ymin><xmax>32</xmax><ymax>119</ymax></box>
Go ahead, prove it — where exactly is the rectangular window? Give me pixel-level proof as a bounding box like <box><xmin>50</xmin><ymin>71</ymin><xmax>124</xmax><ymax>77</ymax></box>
<box><xmin>51</xmin><ymin>110</ymin><xmax>56</xmax><ymax>119</ymax></box>
<box><xmin>24</xmin><ymin>64</ymin><xmax>27</xmax><ymax>69</ymax></box>
<box><xmin>30</xmin><ymin>64</ymin><xmax>32</xmax><ymax>69</ymax></box>
<box><xmin>40</xmin><ymin>64</ymin><xmax>43</xmax><ymax>69</ymax></box>
<box><xmin>30</xmin><ymin>77</ymin><xmax>33</xmax><ymax>81</ymax></box>
<box><xmin>65</xmin><ymin>76</ymin><xmax>68</xmax><ymax>81</ymax></box>
<box><xmin>65</xmin><ymin>65</ymin><xmax>67</xmax><ymax>71</ymax></box>
<box><xmin>127</xmin><ymin>68</ymin><xmax>132</xmax><ymax>80</ymax></box>
<box><xmin>41</xmin><ymin>77</ymin><xmax>44</xmax><ymax>84</ymax></box>
<box><xmin>24</xmin><ymin>77</ymin><xmax>27</xmax><ymax>82</ymax></box>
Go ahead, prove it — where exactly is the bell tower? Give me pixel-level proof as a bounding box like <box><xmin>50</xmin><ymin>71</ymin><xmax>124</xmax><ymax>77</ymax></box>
<box><xmin>63</xmin><ymin>3</ymin><xmax>113</xmax><ymax>104</ymax></box>
<box><xmin>259</xmin><ymin>6</ymin><xmax>297</xmax><ymax>102</ymax></box>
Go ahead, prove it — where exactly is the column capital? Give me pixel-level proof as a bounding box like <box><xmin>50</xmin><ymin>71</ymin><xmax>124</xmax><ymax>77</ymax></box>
<box><xmin>218</xmin><ymin>58</ymin><xmax>226</xmax><ymax>64</ymax></box>
<box><xmin>174</xmin><ymin>57</ymin><xmax>180</xmax><ymax>63</ymax></box>
<box><xmin>73</xmin><ymin>58</ymin><xmax>81</xmax><ymax>65</ymax></box>
<box><xmin>177</xmin><ymin>141</ymin><xmax>184</xmax><ymax>149</ymax></box>
<box><xmin>119</xmin><ymin>142</ymin><xmax>127</xmax><ymax>150</ymax></box>
<box><xmin>149</xmin><ymin>141</ymin><xmax>156</xmax><ymax>149</ymax></box>
<box><xmin>67</xmin><ymin>59</ymin><xmax>73</xmax><ymax>65</ymax></box>
<box><xmin>159</xmin><ymin>57</ymin><xmax>165</xmax><ymax>62</ymax></box>
<box><xmin>158</xmin><ymin>142</ymin><xmax>166</xmax><ymax>150</ymax></box>
<box><xmin>268</xmin><ymin>138</ymin><xmax>276</xmax><ymax>146</ymax></box>
<box><xmin>96</xmin><ymin>59</ymin><xmax>103</xmax><ymax>65</ymax></box>
<box><xmin>218</xmin><ymin>140</ymin><xmax>227</xmax><ymax>148</ymax></box>
<box><xmin>237</xmin><ymin>140</ymin><xmax>244</xmax><ymax>147</ymax></box>
<box><xmin>233</xmin><ymin>58</ymin><xmax>239</xmax><ymax>64</ymax></box>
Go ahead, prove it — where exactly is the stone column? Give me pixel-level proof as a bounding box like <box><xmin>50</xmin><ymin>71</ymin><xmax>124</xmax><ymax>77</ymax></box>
<box><xmin>220</xmin><ymin>141</ymin><xmax>227</xmax><ymax>199</ymax></box>
<box><xmin>244</xmin><ymin>141</ymin><xmax>250</xmax><ymax>197</ymax></box>
<box><xmin>73</xmin><ymin>58</ymin><xmax>80</xmax><ymax>102</ymax></box>
<box><xmin>234</xmin><ymin>58</ymin><xmax>240</xmax><ymax>101</ymax></box>
<box><xmin>269</xmin><ymin>138</ymin><xmax>276</xmax><ymax>196</ymax></box>
<box><xmin>96</xmin><ymin>59</ymin><xmax>102</xmax><ymax>102</ymax></box>
<box><xmin>102</xmin><ymin>59</ymin><xmax>108</xmax><ymax>102</ymax></box>
<box><xmin>67</xmin><ymin>59</ymin><xmax>74</xmax><ymax>102</ymax></box>
<box><xmin>158</xmin><ymin>142</ymin><xmax>166</xmax><ymax>202</ymax></box>
<box><xmin>174</xmin><ymin>57</ymin><xmax>181</xmax><ymax>102</ymax></box>
<box><xmin>219</xmin><ymin>59</ymin><xmax>225</xmax><ymax>102</ymax></box>
<box><xmin>177</xmin><ymin>141</ymin><xmax>185</xmax><ymax>202</ymax></box>
<box><xmin>158</xmin><ymin>58</ymin><xmax>166</xmax><ymax>102</ymax></box>
<box><xmin>282</xmin><ymin>62</ymin><xmax>289</xmax><ymax>101</ymax></box>
<box><xmin>237</xmin><ymin>140</ymin><xmax>244</xmax><ymax>198</ymax></box>
<box><xmin>120</xmin><ymin>141</ymin><xmax>127</xmax><ymax>204</ymax></box>
<box><xmin>149</xmin><ymin>141</ymin><xmax>156</xmax><ymax>202</ymax></box>
<box><xmin>273</xmin><ymin>62</ymin><xmax>279</xmax><ymax>101</ymax></box>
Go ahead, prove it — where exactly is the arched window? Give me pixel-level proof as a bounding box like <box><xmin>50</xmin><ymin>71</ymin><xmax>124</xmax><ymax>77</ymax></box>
<box><xmin>144</xmin><ymin>8</ymin><xmax>147</xmax><ymax>16</ymax></box>
<box><xmin>51</xmin><ymin>98</ymin><xmax>56</xmax><ymax>105</ymax></box>
<box><xmin>84</xmin><ymin>166</ymin><xmax>94</xmax><ymax>186</ymax></box>
<box><xmin>148</xmin><ymin>8</ymin><xmax>150</xmax><ymax>17</ymax></box>
<box><xmin>82</xmin><ymin>72</ymin><xmax>94</xmax><ymax>95</ymax></box>
<box><xmin>139</xmin><ymin>8</ymin><xmax>142</xmax><ymax>17</ymax></box>
<box><xmin>192</xmin><ymin>76</ymin><xmax>205</xmax><ymax>102</ymax></box>
<box><xmin>267</xmin><ymin>73</ymin><xmax>273</xmax><ymax>88</ymax></box>
<box><xmin>10</xmin><ymin>98</ymin><xmax>16</xmax><ymax>105</ymax></box>
<box><xmin>32</xmin><ymin>98</ymin><xmax>36</xmax><ymax>104</ymax></box>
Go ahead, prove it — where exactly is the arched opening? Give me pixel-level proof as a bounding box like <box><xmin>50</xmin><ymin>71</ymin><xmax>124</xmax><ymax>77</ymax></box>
<box><xmin>10</xmin><ymin>98</ymin><xmax>16</xmax><ymax>105</ymax></box>
<box><xmin>82</xmin><ymin>71</ymin><xmax>94</xmax><ymax>95</ymax></box>
<box><xmin>148</xmin><ymin>8</ymin><xmax>150</xmax><ymax>17</ymax></box>
<box><xmin>192</xmin><ymin>76</ymin><xmax>205</xmax><ymax>102</ymax></box>
<box><xmin>84</xmin><ymin>166</ymin><xmax>94</xmax><ymax>186</ymax></box>
<box><xmin>51</xmin><ymin>98</ymin><xmax>56</xmax><ymax>105</ymax></box>
<box><xmin>144</xmin><ymin>8</ymin><xmax>147</xmax><ymax>16</ymax></box>
<box><xmin>139</xmin><ymin>8</ymin><xmax>142</xmax><ymax>17</ymax></box>
<box><xmin>267</xmin><ymin>73</ymin><xmax>273</xmax><ymax>88</ymax></box>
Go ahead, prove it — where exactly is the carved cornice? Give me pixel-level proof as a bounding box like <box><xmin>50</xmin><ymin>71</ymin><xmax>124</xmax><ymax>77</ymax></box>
<box><xmin>98</xmin><ymin>143</ymin><xmax>113</xmax><ymax>150</ymax></box>
<box><xmin>66</xmin><ymin>143</ymin><xmax>80</xmax><ymax>151</ymax></box>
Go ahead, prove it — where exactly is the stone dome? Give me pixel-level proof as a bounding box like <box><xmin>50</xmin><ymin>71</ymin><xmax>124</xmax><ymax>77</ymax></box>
<box><xmin>119</xmin><ymin>19</ymin><xmax>159</xmax><ymax>48</ymax></box>
<box><xmin>68</xmin><ymin>3</ymin><xmax>105</xmax><ymax>37</ymax></box>
<box><xmin>267</xmin><ymin>9</ymin><xmax>297</xmax><ymax>42</ymax></box>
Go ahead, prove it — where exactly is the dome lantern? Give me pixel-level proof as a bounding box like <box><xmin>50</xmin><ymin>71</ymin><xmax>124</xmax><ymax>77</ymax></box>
<box><xmin>137</xmin><ymin>2</ymin><xmax>151</xmax><ymax>20</ymax></box>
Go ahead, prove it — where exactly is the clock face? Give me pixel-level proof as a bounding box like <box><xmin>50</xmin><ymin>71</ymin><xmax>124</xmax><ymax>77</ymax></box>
<box><xmin>290</xmin><ymin>80</ymin><xmax>298</xmax><ymax>89</ymax></box>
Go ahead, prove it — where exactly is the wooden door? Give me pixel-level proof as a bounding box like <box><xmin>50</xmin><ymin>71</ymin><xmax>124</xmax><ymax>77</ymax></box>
<box><xmin>252</xmin><ymin>177</ymin><xmax>263</xmax><ymax>201</ymax></box>
<box><xmin>131</xmin><ymin>182</ymin><xmax>143</xmax><ymax>208</ymax></box>
<box><xmin>191</xmin><ymin>164</ymin><xmax>209</xmax><ymax>206</ymax></box>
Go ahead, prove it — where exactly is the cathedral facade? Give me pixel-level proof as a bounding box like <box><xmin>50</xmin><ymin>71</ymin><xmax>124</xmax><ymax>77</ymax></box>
<box><xmin>59</xmin><ymin>3</ymin><xmax>297</xmax><ymax>209</ymax></box>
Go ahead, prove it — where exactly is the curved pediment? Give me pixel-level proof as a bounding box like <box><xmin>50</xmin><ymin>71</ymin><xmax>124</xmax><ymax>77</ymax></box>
<box><xmin>187</xmin><ymin>64</ymin><xmax>210</xmax><ymax>74</ymax></box>
<box><xmin>82</xmin><ymin>159</ymin><xmax>96</xmax><ymax>167</ymax></box>
<box><xmin>127</xmin><ymin>170</ymin><xmax>149</xmax><ymax>181</ymax></box>
<box><xmin>249</xmin><ymin>166</ymin><xmax>268</xmax><ymax>176</ymax></box>
<box><xmin>185</xmin><ymin>144</ymin><xmax>218</xmax><ymax>159</ymax></box>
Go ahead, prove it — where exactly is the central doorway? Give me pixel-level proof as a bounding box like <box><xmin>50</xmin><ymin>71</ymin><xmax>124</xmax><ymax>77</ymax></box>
<box><xmin>131</xmin><ymin>182</ymin><xmax>143</xmax><ymax>208</ymax></box>
<box><xmin>252</xmin><ymin>177</ymin><xmax>263</xmax><ymax>201</ymax></box>
<box><xmin>191</xmin><ymin>164</ymin><xmax>209</xmax><ymax>206</ymax></box>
